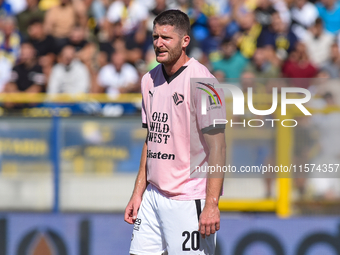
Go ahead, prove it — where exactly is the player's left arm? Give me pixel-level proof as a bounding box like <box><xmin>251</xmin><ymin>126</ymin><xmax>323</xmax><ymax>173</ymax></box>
<box><xmin>199</xmin><ymin>128</ymin><xmax>226</xmax><ymax>238</ymax></box>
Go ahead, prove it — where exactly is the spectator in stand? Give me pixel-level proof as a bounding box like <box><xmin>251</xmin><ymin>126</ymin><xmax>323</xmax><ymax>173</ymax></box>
<box><xmin>0</xmin><ymin>16</ymin><xmax>21</xmax><ymax>65</ymax></box>
<box><xmin>188</xmin><ymin>0</ymin><xmax>216</xmax><ymax>42</ymax></box>
<box><xmin>97</xmin><ymin>19</ymin><xmax>120</xmax><ymax>62</ymax></box>
<box><xmin>89</xmin><ymin>0</ymin><xmax>107</xmax><ymax>28</ymax></box>
<box><xmin>67</xmin><ymin>25</ymin><xmax>97</xmax><ymax>64</ymax></box>
<box><xmin>96</xmin><ymin>50</ymin><xmax>139</xmax><ymax>96</ymax></box>
<box><xmin>168</xmin><ymin>0</ymin><xmax>190</xmax><ymax>12</ymax></box>
<box><xmin>66</xmin><ymin>25</ymin><xmax>98</xmax><ymax>93</ymax></box>
<box><xmin>16</xmin><ymin>0</ymin><xmax>45</xmax><ymax>40</ymax></box>
<box><xmin>4</xmin><ymin>42</ymin><xmax>45</xmax><ymax>94</ymax></box>
<box><xmin>107</xmin><ymin>0</ymin><xmax>149</xmax><ymax>56</ymax></box>
<box><xmin>44</xmin><ymin>0</ymin><xmax>76</xmax><ymax>52</ymax></box>
<box><xmin>0</xmin><ymin>0</ymin><xmax>13</xmax><ymax>18</ymax></box>
<box><xmin>302</xmin><ymin>18</ymin><xmax>334</xmax><ymax>68</ymax></box>
<box><xmin>243</xmin><ymin>47</ymin><xmax>280</xmax><ymax>79</ymax></box>
<box><xmin>146</xmin><ymin>0</ymin><xmax>167</xmax><ymax>35</ymax></box>
<box><xmin>200</xmin><ymin>15</ymin><xmax>226</xmax><ymax>64</ymax></box>
<box><xmin>98</xmin><ymin>20</ymin><xmax>143</xmax><ymax>65</ymax></box>
<box><xmin>257</xmin><ymin>11</ymin><xmax>298</xmax><ymax>61</ymax></box>
<box><xmin>211</xmin><ymin>70</ymin><xmax>225</xmax><ymax>83</ymax></box>
<box><xmin>233</xmin><ymin>11</ymin><xmax>262</xmax><ymax>59</ymax></box>
<box><xmin>136</xmin><ymin>0</ymin><xmax>154</xmax><ymax>10</ymax></box>
<box><xmin>0</xmin><ymin>56</ymin><xmax>12</xmax><ymax>92</ymax></box>
<box><xmin>106</xmin><ymin>0</ymin><xmax>148</xmax><ymax>36</ymax></box>
<box><xmin>239</xmin><ymin>71</ymin><xmax>259</xmax><ymax>93</ymax></box>
<box><xmin>27</xmin><ymin>18</ymin><xmax>56</xmax><ymax>79</ymax></box>
<box><xmin>219</xmin><ymin>0</ymin><xmax>251</xmax><ymax>39</ymax></box>
<box><xmin>27</xmin><ymin>18</ymin><xmax>56</xmax><ymax>58</ymax></box>
<box><xmin>290</xmin><ymin>0</ymin><xmax>319</xmax><ymax>40</ymax></box>
<box><xmin>66</xmin><ymin>25</ymin><xmax>89</xmax><ymax>52</ymax></box>
<box><xmin>282</xmin><ymin>42</ymin><xmax>318</xmax><ymax>88</ymax></box>
<box><xmin>316</xmin><ymin>0</ymin><xmax>340</xmax><ymax>35</ymax></box>
<box><xmin>7</xmin><ymin>0</ymin><xmax>26</xmax><ymax>15</ymax></box>
<box><xmin>321</xmin><ymin>43</ymin><xmax>340</xmax><ymax>78</ymax></box>
<box><xmin>212</xmin><ymin>38</ymin><xmax>248</xmax><ymax>79</ymax></box>
<box><xmin>309</xmin><ymin>69</ymin><xmax>340</xmax><ymax>105</ymax></box>
<box><xmin>270</xmin><ymin>0</ymin><xmax>291</xmax><ymax>25</ymax></box>
<box><xmin>38</xmin><ymin>0</ymin><xmax>59</xmax><ymax>11</ymax></box>
<box><xmin>254</xmin><ymin>0</ymin><xmax>276</xmax><ymax>28</ymax></box>
<box><xmin>72</xmin><ymin>0</ymin><xmax>89</xmax><ymax>28</ymax></box>
<box><xmin>47</xmin><ymin>45</ymin><xmax>90</xmax><ymax>94</ymax></box>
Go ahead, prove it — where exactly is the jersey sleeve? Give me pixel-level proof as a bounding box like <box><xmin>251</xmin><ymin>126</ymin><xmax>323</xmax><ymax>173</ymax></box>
<box><xmin>194</xmin><ymin>80</ymin><xmax>226</xmax><ymax>133</ymax></box>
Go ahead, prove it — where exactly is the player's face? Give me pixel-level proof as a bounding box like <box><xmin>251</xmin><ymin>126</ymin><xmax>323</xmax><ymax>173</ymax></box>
<box><xmin>153</xmin><ymin>24</ymin><xmax>184</xmax><ymax>66</ymax></box>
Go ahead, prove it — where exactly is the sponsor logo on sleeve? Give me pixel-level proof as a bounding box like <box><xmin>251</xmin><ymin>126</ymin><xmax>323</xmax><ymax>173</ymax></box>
<box><xmin>196</xmin><ymin>82</ymin><xmax>223</xmax><ymax>106</ymax></box>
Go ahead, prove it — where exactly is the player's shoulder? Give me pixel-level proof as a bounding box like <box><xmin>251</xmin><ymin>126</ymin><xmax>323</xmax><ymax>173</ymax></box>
<box><xmin>147</xmin><ymin>63</ymin><xmax>162</xmax><ymax>76</ymax></box>
<box><xmin>186</xmin><ymin>58</ymin><xmax>214</xmax><ymax>78</ymax></box>
<box><xmin>140</xmin><ymin>63</ymin><xmax>162</xmax><ymax>90</ymax></box>
<box><xmin>141</xmin><ymin>64</ymin><xmax>162</xmax><ymax>82</ymax></box>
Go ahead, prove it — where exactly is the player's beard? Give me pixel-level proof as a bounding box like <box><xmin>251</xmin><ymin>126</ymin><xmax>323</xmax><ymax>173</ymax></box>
<box><xmin>156</xmin><ymin>41</ymin><xmax>183</xmax><ymax>66</ymax></box>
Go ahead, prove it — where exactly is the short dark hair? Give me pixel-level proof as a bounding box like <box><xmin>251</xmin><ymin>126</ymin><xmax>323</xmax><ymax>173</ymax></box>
<box><xmin>20</xmin><ymin>41</ymin><xmax>36</xmax><ymax>55</ymax></box>
<box><xmin>315</xmin><ymin>17</ymin><xmax>323</xmax><ymax>26</ymax></box>
<box><xmin>153</xmin><ymin>9</ymin><xmax>191</xmax><ymax>36</ymax></box>
<box><xmin>28</xmin><ymin>17</ymin><xmax>43</xmax><ymax>26</ymax></box>
<box><xmin>221</xmin><ymin>37</ymin><xmax>233</xmax><ymax>46</ymax></box>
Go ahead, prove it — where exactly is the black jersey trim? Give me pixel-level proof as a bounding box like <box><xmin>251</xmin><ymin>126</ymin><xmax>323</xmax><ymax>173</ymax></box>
<box><xmin>142</xmin><ymin>123</ymin><xmax>148</xmax><ymax>128</ymax></box>
<box><xmin>201</xmin><ymin>124</ymin><xmax>225</xmax><ymax>134</ymax></box>
<box><xmin>195</xmin><ymin>199</ymin><xmax>202</xmax><ymax>222</ymax></box>
<box><xmin>162</xmin><ymin>65</ymin><xmax>188</xmax><ymax>84</ymax></box>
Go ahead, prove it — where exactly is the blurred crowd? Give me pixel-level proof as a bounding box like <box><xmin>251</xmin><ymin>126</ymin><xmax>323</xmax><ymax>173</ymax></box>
<box><xmin>1</xmin><ymin>0</ymin><xmax>340</xmax><ymax>201</ymax></box>
<box><xmin>0</xmin><ymin>0</ymin><xmax>340</xmax><ymax>98</ymax></box>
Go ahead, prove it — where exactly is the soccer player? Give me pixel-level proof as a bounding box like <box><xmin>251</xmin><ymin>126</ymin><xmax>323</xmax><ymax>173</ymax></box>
<box><xmin>124</xmin><ymin>9</ymin><xmax>226</xmax><ymax>255</ymax></box>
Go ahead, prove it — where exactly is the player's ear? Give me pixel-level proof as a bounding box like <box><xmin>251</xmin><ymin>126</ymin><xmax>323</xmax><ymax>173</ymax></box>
<box><xmin>182</xmin><ymin>35</ymin><xmax>190</xmax><ymax>48</ymax></box>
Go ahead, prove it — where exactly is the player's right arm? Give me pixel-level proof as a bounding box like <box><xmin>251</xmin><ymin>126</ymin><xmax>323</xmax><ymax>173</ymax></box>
<box><xmin>125</xmin><ymin>74</ymin><xmax>149</xmax><ymax>224</ymax></box>
<box><xmin>124</xmin><ymin>136</ymin><xmax>148</xmax><ymax>224</ymax></box>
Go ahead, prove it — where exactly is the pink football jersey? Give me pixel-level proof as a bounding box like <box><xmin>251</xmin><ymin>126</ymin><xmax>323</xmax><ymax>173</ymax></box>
<box><xmin>141</xmin><ymin>58</ymin><xmax>226</xmax><ymax>200</ymax></box>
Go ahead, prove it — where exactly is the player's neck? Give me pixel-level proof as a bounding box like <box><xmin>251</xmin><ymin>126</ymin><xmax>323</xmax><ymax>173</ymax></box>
<box><xmin>163</xmin><ymin>54</ymin><xmax>190</xmax><ymax>77</ymax></box>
